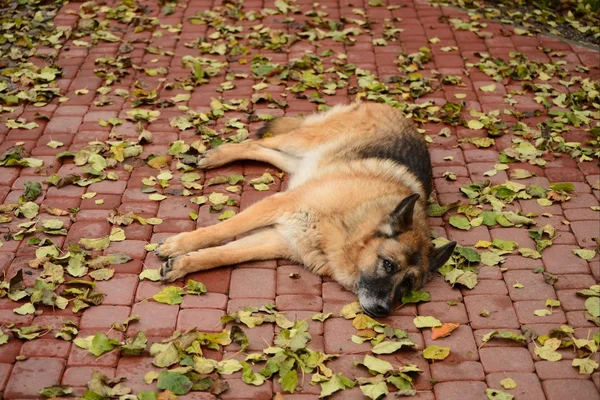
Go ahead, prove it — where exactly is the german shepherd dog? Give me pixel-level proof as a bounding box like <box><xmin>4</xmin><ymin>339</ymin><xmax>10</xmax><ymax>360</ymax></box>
<box><xmin>156</xmin><ymin>102</ymin><xmax>456</xmax><ymax>317</ymax></box>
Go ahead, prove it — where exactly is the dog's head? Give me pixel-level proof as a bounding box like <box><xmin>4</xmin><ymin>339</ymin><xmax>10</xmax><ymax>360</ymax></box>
<box><xmin>356</xmin><ymin>193</ymin><xmax>456</xmax><ymax>317</ymax></box>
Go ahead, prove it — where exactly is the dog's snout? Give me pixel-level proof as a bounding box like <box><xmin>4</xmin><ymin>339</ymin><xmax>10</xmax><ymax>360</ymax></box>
<box><xmin>363</xmin><ymin>302</ymin><xmax>391</xmax><ymax>317</ymax></box>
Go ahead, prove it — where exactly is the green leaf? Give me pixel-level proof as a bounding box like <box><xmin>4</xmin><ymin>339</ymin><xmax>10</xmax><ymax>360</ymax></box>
<box><xmin>89</xmin><ymin>268</ymin><xmax>115</xmax><ymax>281</ymax></box>
<box><xmin>413</xmin><ymin>316</ymin><xmax>442</xmax><ymax>328</ymax></box>
<box><xmin>479</xmin><ymin>83</ymin><xmax>496</xmax><ymax>92</ymax></box>
<box><xmin>139</xmin><ymin>269</ymin><xmax>162</xmax><ymax>281</ymax></box>
<box><xmin>360</xmin><ymin>381</ymin><xmax>388</xmax><ymax>400</ymax></box>
<box><xmin>371</xmin><ymin>339</ymin><xmax>416</xmax><ymax>354</ymax></box>
<box><xmin>449</xmin><ymin>215</ymin><xmax>471</xmax><ymax>230</ymax></box>
<box><xmin>280</xmin><ymin>369</ymin><xmax>298</xmax><ymax>393</ymax></box>
<box><xmin>486</xmin><ymin>388</ymin><xmax>514</xmax><ymax>400</ymax></box>
<box><xmin>217</xmin><ymin>359</ymin><xmax>243</xmax><ymax>375</ymax></box>
<box><xmin>572</xmin><ymin>358</ymin><xmax>599</xmax><ymax>375</ymax></box>
<box><xmin>109</xmin><ymin>228</ymin><xmax>126</xmax><ymax>242</ymax></box>
<box><xmin>585</xmin><ymin>297</ymin><xmax>600</xmax><ymax>318</ymax></box>
<box><xmin>500</xmin><ymin>377</ymin><xmax>517</xmax><ymax>389</ymax></box>
<box><xmin>534</xmin><ymin>309</ymin><xmax>552</xmax><ymax>317</ymax></box>
<box><xmin>79</xmin><ymin>236</ymin><xmax>110</xmax><ymax>250</ymax></box>
<box><xmin>467</xmin><ymin>120</ymin><xmax>484</xmax><ymax>130</ymax></box>
<box><xmin>74</xmin><ymin>333</ymin><xmax>118</xmax><ymax>356</ymax></box>
<box><xmin>361</xmin><ymin>355</ymin><xmax>393</xmax><ymax>374</ymax></box>
<box><xmin>311</xmin><ymin>312</ymin><xmax>332</xmax><ymax>322</ymax></box>
<box><xmin>423</xmin><ymin>345</ymin><xmax>450</xmax><ymax>360</ymax></box>
<box><xmin>319</xmin><ymin>373</ymin><xmax>355</xmax><ymax>398</ymax></box>
<box><xmin>185</xmin><ymin>279</ymin><xmax>207</xmax><ymax>295</ymax></box>
<box><xmin>573</xmin><ymin>249</ymin><xmax>596</xmax><ymax>260</ymax></box>
<box><xmin>19</xmin><ymin>202</ymin><xmax>40</xmax><ymax>219</ymax></box>
<box><xmin>24</xmin><ymin>181</ymin><xmax>42</xmax><ymax>201</ymax></box>
<box><xmin>535</xmin><ymin>345</ymin><xmax>562</xmax><ymax>361</ymax></box>
<box><xmin>153</xmin><ymin>286</ymin><xmax>184</xmax><ymax>305</ymax></box>
<box><xmin>137</xmin><ymin>391</ymin><xmax>158</xmax><ymax>400</ymax></box>
<box><xmin>13</xmin><ymin>303</ymin><xmax>35</xmax><ymax>315</ymax></box>
<box><xmin>40</xmin><ymin>385</ymin><xmax>73</xmax><ymax>398</ymax></box>
<box><xmin>401</xmin><ymin>290</ymin><xmax>431</xmax><ymax>304</ymax></box>
<box><xmin>150</xmin><ymin>342</ymin><xmax>180</xmax><ymax>367</ymax></box>
<box><xmin>157</xmin><ymin>371</ymin><xmax>192</xmax><ymax>395</ymax></box>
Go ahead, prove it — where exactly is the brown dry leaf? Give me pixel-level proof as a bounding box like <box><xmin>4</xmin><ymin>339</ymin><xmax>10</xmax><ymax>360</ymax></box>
<box><xmin>431</xmin><ymin>322</ymin><xmax>460</xmax><ymax>340</ymax></box>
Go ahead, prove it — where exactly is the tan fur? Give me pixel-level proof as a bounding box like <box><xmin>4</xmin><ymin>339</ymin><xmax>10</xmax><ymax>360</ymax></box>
<box><xmin>157</xmin><ymin>102</ymin><xmax>451</xmax><ymax>315</ymax></box>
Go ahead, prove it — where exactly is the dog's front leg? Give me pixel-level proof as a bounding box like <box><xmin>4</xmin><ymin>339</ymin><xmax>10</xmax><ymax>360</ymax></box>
<box><xmin>161</xmin><ymin>229</ymin><xmax>293</xmax><ymax>281</ymax></box>
<box><xmin>156</xmin><ymin>192</ymin><xmax>296</xmax><ymax>259</ymax></box>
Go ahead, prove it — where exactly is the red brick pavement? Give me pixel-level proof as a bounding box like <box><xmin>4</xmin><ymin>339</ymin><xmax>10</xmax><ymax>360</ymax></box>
<box><xmin>0</xmin><ymin>0</ymin><xmax>599</xmax><ymax>399</ymax></box>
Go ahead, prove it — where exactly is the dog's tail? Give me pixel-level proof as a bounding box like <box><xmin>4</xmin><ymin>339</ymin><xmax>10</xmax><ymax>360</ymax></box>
<box><xmin>257</xmin><ymin>117</ymin><xmax>303</xmax><ymax>138</ymax></box>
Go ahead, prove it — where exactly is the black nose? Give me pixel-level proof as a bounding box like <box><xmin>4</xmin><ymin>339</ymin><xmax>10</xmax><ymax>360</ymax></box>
<box><xmin>364</xmin><ymin>303</ymin><xmax>390</xmax><ymax>317</ymax></box>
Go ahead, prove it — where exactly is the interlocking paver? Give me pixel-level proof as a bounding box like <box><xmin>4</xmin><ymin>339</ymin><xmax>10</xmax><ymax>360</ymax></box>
<box><xmin>433</xmin><ymin>381</ymin><xmax>488</xmax><ymax>400</ymax></box>
<box><xmin>423</xmin><ymin>325</ymin><xmax>479</xmax><ymax>362</ymax></box>
<box><xmin>485</xmin><ymin>372</ymin><xmax>546</xmax><ymax>400</ymax></box>
<box><xmin>464</xmin><ymin>295</ymin><xmax>520</xmax><ymax>329</ymax></box>
<box><xmin>542</xmin><ymin>379</ymin><xmax>600</xmax><ymax>400</ymax></box>
<box><xmin>480</xmin><ymin>347</ymin><xmax>535</xmax><ymax>372</ymax></box>
<box><xmin>430</xmin><ymin>361</ymin><xmax>485</xmax><ymax>382</ymax></box>
<box><xmin>4</xmin><ymin>357</ymin><xmax>66</xmax><ymax>399</ymax></box>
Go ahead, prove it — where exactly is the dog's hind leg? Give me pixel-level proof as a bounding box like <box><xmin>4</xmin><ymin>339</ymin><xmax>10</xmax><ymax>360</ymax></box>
<box><xmin>156</xmin><ymin>191</ymin><xmax>296</xmax><ymax>259</ymax></box>
<box><xmin>198</xmin><ymin>141</ymin><xmax>300</xmax><ymax>172</ymax></box>
<box><xmin>160</xmin><ymin>228</ymin><xmax>293</xmax><ymax>281</ymax></box>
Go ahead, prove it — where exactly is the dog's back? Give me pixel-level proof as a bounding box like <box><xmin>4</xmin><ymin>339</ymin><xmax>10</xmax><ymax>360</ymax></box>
<box><xmin>274</xmin><ymin>103</ymin><xmax>432</xmax><ymax>197</ymax></box>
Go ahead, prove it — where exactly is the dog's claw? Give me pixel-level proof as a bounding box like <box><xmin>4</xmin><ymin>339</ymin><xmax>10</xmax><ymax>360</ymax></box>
<box><xmin>155</xmin><ymin>241</ymin><xmax>168</xmax><ymax>260</ymax></box>
<box><xmin>160</xmin><ymin>258</ymin><xmax>174</xmax><ymax>281</ymax></box>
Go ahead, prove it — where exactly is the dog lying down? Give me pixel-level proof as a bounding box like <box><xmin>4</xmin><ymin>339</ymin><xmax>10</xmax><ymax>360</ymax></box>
<box><xmin>156</xmin><ymin>102</ymin><xmax>456</xmax><ymax>317</ymax></box>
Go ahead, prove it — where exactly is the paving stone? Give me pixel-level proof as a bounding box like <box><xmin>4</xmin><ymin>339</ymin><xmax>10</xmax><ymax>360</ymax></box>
<box><xmin>94</xmin><ymin>273</ymin><xmax>138</xmax><ymax>305</ymax></box>
<box><xmin>479</xmin><ymin>347</ymin><xmax>535</xmax><ymax>372</ymax></box>
<box><xmin>536</xmin><ymin>360</ymin><xmax>591</xmax><ymax>380</ymax></box>
<box><xmin>504</xmin><ymin>269</ymin><xmax>558</xmax><ymax>301</ymax></box>
<box><xmin>4</xmin><ymin>357</ymin><xmax>66</xmax><ymax>398</ymax></box>
<box><xmin>275</xmin><ymin>294</ymin><xmax>323</xmax><ymax>311</ymax></box>
<box><xmin>187</xmin><ymin>268</ymin><xmax>232</xmax><ymax>294</ymax></box>
<box><xmin>80</xmin><ymin>305</ymin><xmax>131</xmax><ymax>329</ymax></box>
<box><xmin>417</xmin><ymin>302</ymin><xmax>469</xmax><ymax>324</ymax></box>
<box><xmin>0</xmin><ymin>340</ymin><xmax>22</xmax><ymax>363</ymax></box>
<box><xmin>229</xmin><ymin>268</ymin><xmax>275</xmax><ymax>299</ymax></box>
<box><xmin>276</xmin><ymin>264</ymin><xmax>322</xmax><ymax>296</ymax></box>
<box><xmin>570</xmin><ymin>220</ymin><xmax>600</xmax><ymax>248</ymax></box>
<box><xmin>542</xmin><ymin>379</ymin><xmax>599</xmax><ymax>400</ymax></box>
<box><xmin>433</xmin><ymin>381</ymin><xmax>488</xmax><ymax>400</ymax></box>
<box><xmin>513</xmin><ymin>300</ymin><xmax>567</xmax><ymax>325</ymax></box>
<box><xmin>181</xmin><ymin>292</ymin><xmax>228</xmax><ymax>309</ymax></box>
<box><xmin>62</xmin><ymin>366</ymin><xmax>116</xmax><ymax>386</ymax></box>
<box><xmin>430</xmin><ymin>361</ymin><xmax>485</xmax><ymax>382</ymax></box>
<box><xmin>0</xmin><ymin>364</ymin><xmax>12</xmax><ymax>392</ymax></box>
<box><xmin>485</xmin><ymin>372</ymin><xmax>546</xmax><ymax>400</ymax></box>
<box><xmin>67</xmin><ymin>330</ymin><xmax>123</xmax><ymax>368</ymax></box>
<box><xmin>21</xmin><ymin>339</ymin><xmax>71</xmax><ymax>358</ymax></box>
<box><xmin>464</xmin><ymin>295</ymin><xmax>520</xmax><ymax>329</ymax></box>
<box><xmin>115</xmin><ymin>356</ymin><xmax>162</xmax><ymax>393</ymax></box>
<box><xmin>542</xmin><ymin>245</ymin><xmax>591</xmax><ymax>274</ymax></box>
<box><xmin>556</xmin><ymin>289</ymin><xmax>587</xmax><ymax>311</ymax></box>
<box><xmin>423</xmin><ymin>325</ymin><xmax>479</xmax><ymax>362</ymax></box>
<box><xmin>461</xmin><ymin>280</ymin><xmax>508</xmax><ymax>296</ymax></box>
<box><xmin>128</xmin><ymin>302</ymin><xmax>178</xmax><ymax>336</ymax></box>
<box><xmin>177</xmin><ymin>309</ymin><xmax>224</xmax><ymax>332</ymax></box>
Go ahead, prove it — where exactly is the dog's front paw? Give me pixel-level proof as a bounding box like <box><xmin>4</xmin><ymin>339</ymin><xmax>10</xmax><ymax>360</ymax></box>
<box><xmin>160</xmin><ymin>256</ymin><xmax>188</xmax><ymax>282</ymax></box>
<box><xmin>155</xmin><ymin>233</ymin><xmax>192</xmax><ymax>259</ymax></box>
<box><xmin>197</xmin><ymin>149</ymin><xmax>220</xmax><ymax>169</ymax></box>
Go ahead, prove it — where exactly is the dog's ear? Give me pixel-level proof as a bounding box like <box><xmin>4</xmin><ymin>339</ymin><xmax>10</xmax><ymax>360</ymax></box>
<box><xmin>388</xmin><ymin>193</ymin><xmax>420</xmax><ymax>233</ymax></box>
<box><xmin>429</xmin><ymin>241</ymin><xmax>457</xmax><ymax>273</ymax></box>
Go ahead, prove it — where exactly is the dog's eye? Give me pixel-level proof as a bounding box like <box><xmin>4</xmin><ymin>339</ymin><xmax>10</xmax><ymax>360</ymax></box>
<box><xmin>382</xmin><ymin>259</ymin><xmax>396</xmax><ymax>273</ymax></box>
